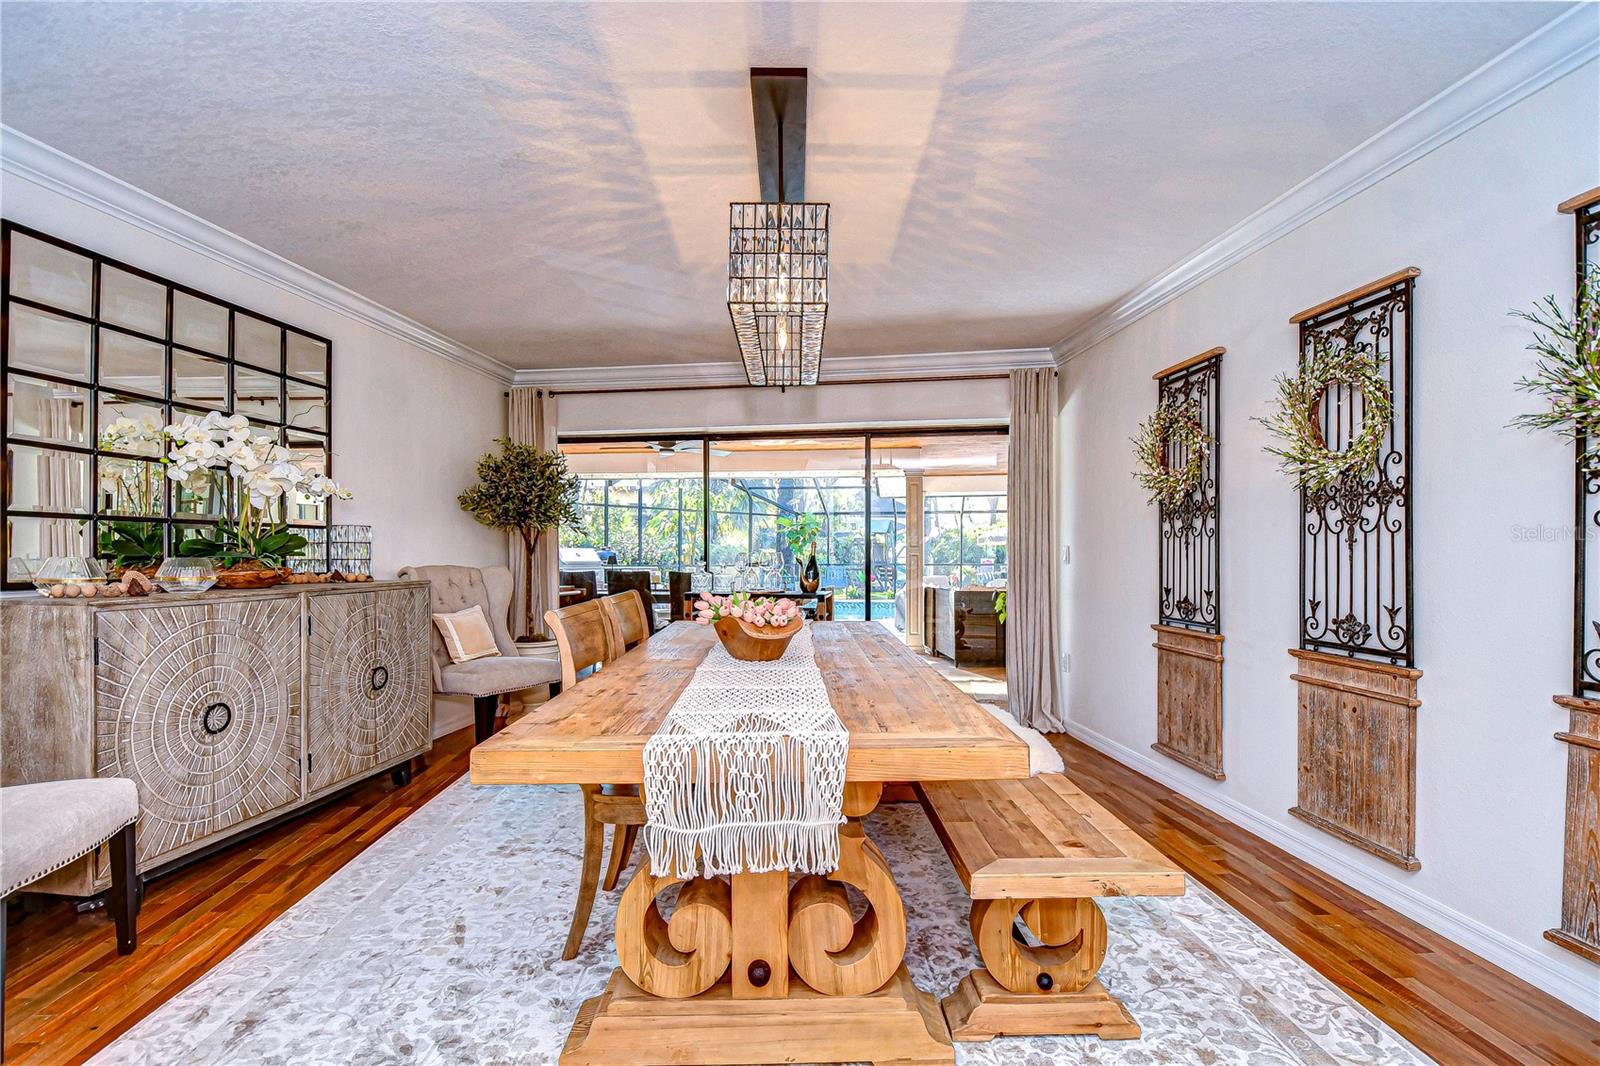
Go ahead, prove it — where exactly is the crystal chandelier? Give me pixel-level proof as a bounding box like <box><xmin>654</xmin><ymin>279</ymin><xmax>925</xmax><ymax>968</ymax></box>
<box><xmin>727</xmin><ymin>200</ymin><xmax>829</xmax><ymax>387</ymax></box>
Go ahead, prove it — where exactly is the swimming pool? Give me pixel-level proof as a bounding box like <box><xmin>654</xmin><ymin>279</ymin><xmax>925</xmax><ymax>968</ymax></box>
<box><xmin>830</xmin><ymin>599</ymin><xmax>895</xmax><ymax>621</ymax></box>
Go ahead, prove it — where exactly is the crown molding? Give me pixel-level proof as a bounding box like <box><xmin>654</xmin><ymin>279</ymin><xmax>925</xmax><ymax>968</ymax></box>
<box><xmin>1052</xmin><ymin>5</ymin><xmax>1600</xmax><ymax>365</ymax></box>
<box><xmin>0</xmin><ymin>125</ymin><xmax>516</xmax><ymax>384</ymax></box>
<box><xmin>511</xmin><ymin>346</ymin><xmax>1054</xmax><ymax>390</ymax></box>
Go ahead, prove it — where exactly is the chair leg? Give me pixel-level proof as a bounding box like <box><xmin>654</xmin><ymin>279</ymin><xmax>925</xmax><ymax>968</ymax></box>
<box><xmin>473</xmin><ymin>695</ymin><xmax>499</xmax><ymax>743</ymax></box>
<box><xmin>562</xmin><ymin>786</ymin><xmax>604</xmax><ymax>961</ymax></box>
<box><xmin>601</xmin><ymin>823</ymin><xmax>640</xmax><ymax>892</ymax></box>
<box><xmin>108</xmin><ymin>822</ymin><xmax>138</xmax><ymax>955</ymax></box>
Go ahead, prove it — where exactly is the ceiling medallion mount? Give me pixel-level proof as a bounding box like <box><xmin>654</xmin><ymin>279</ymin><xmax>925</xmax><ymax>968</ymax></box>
<box><xmin>728</xmin><ymin>68</ymin><xmax>829</xmax><ymax>388</ymax></box>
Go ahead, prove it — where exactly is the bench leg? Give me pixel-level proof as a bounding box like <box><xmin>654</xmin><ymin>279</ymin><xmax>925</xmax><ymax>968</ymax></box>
<box><xmin>942</xmin><ymin>897</ymin><xmax>1140</xmax><ymax>1042</ymax></box>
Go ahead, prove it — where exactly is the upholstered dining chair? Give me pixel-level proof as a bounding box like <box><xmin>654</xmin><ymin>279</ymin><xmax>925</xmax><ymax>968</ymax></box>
<box><xmin>1</xmin><ymin>778</ymin><xmax>140</xmax><ymax>1050</ymax></box>
<box><xmin>398</xmin><ymin>564</ymin><xmax>562</xmax><ymax>743</ymax></box>
<box><xmin>599</xmin><ymin>589</ymin><xmax>652</xmax><ymax>653</ymax></box>
<box><xmin>544</xmin><ymin>598</ymin><xmax>648</xmax><ymax>961</ymax></box>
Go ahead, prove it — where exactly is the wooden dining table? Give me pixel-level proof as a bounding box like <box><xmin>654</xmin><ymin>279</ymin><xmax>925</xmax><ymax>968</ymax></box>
<box><xmin>471</xmin><ymin>620</ymin><xmax>1030</xmax><ymax>1066</ymax></box>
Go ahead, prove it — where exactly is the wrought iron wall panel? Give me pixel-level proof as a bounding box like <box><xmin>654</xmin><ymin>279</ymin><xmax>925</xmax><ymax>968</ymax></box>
<box><xmin>1157</xmin><ymin>355</ymin><xmax>1221</xmax><ymax>631</ymax></box>
<box><xmin>1297</xmin><ymin>275</ymin><xmax>1415</xmax><ymax>666</ymax></box>
<box><xmin>1574</xmin><ymin>201</ymin><xmax>1600</xmax><ymax>696</ymax></box>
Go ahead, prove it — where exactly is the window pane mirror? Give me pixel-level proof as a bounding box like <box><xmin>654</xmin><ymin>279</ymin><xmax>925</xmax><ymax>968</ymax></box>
<box><xmin>2</xmin><ymin>222</ymin><xmax>335</xmax><ymax>587</ymax></box>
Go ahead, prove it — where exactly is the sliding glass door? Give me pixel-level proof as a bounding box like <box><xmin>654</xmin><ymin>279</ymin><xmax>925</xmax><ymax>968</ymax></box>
<box><xmin>708</xmin><ymin>436</ymin><xmax>867</xmax><ymax>615</ymax></box>
<box><xmin>557</xmin><ymin>428</ymin><xmax>1007</xmax><ymax>630</ymax></box>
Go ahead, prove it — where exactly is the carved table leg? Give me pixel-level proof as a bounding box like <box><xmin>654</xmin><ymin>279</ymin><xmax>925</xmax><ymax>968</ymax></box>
<box><xmin>943</xmin><ymin>896</ymin><xmax>1140</xmax><ymax>1041</ymax></box>
<box><xmin>563</xmin><ymin>780</ymin><xmax>953</xmax><ymax>1065</ymax></box>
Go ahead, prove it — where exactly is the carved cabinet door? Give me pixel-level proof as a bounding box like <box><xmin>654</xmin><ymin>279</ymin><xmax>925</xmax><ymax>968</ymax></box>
<box><xmin>94</xmin><ymin>597</ymin><xmax>304</xmax><ymax>868</ymax></box>
<box><xmin>305</xmin><ymin>586</ymin><xmax>431</xmax><ymax>793</ymax></box>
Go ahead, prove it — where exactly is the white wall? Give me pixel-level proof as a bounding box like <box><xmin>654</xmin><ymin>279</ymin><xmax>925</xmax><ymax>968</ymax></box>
<box><xmin>3</xmin><ymin>168</ymin><xmax>510</xmax><ymax>736</ymax></box>
<box><xmin>557</xmin><ymin>375</ymin><xmax>1010</xmax><ymax>435</ymax></box>
<box><xmin>1060</xmin><ymin>62</ymin><xmax>1600</xmax><ymax>1014</ymax></box>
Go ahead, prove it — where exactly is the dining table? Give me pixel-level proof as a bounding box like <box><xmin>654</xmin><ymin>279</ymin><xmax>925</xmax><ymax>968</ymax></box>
<box><xmin>470</xmin><ymin>620</ymin><xmax>1030</xmax><ymax>1066</ymax></box>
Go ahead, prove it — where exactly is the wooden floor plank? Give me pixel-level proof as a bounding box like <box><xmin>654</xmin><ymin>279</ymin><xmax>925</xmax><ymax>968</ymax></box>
<box><xmin>1051</xmin><ymin>733</ymin><xmax>1600</xmax><ymax>1066</ymax></box>
<box><xmin>3</xmin><ymin>725</ymin><xmax>1595</xmax><ymax>1065</ymax></box>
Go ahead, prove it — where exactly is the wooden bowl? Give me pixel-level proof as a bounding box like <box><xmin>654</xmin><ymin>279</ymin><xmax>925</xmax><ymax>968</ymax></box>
<box><xmin>712</xmin><ymin>616</ymin><xmax>803</xmax><ymax>662</ymax></box>
<box><xmin>214</xmin><ymin>564</ymin><xmax>288</xmax><ymax>590</ymax></box>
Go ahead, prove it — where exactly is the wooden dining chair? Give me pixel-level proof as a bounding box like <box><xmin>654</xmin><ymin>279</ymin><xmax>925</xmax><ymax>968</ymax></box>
<box><xmin>599</xmin><ymin>589</ymin><xmax>652</xmax><ymax>653</ymax></box>
<box><xmin>544</xmin><ymin>599</ymin><xmax>648</xmax><ymax>961</ymax></box>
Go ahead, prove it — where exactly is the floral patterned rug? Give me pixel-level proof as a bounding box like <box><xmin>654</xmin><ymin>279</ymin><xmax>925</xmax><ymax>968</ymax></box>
<box><xmin>92</xmin><ymin>778</ymin><xmax>1432</xmax><ymax>1065</ymax></box>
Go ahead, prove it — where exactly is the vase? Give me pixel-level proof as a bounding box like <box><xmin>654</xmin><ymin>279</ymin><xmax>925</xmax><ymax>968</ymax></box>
<box><xmin>800</xmin><ymin>552</ymin><xmax>820</xmax><ymax>593</ymax></box>
<box><xmin>713</xmin><ymin>615</ymin><xmax>803</xmax><ymax>662</ymax></box>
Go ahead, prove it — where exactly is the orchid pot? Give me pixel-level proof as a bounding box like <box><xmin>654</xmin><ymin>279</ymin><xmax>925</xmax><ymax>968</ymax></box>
<box><xmin>108</xmin><ymin>412</ymin><xmax>352</xmax><ymax>585</ymax></box>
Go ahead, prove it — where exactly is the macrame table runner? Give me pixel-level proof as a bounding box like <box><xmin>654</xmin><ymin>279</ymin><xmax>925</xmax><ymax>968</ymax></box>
<box><xmin>642</xmin><ymin>625</ymin><xmax>849</xmax><ymax>879</ymax></box>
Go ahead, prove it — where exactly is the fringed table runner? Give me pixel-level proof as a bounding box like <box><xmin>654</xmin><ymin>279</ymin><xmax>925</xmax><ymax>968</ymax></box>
<box><xmin>642</xmin><ymin>625</ymin><xmax>849</xmax><ymax>879</ymax></box>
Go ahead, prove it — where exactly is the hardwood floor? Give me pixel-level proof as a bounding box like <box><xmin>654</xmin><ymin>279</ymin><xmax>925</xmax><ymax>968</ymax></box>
<box><xmin>3</xmin><ymin>724</ymin><xmax>1595</xmax><ymax>1064</ymax></box>
<box><xmin>1053</xmin><ymin>733</ymin><xmax>1600</xmax><ymax>1066</ymax></box>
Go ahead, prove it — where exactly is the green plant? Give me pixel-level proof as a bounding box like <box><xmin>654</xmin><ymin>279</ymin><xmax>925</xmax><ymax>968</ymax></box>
<box><xmin>777</xmin><ymin>512</ymin><xmax>823</xmax><ymax>557</ymax></box>
<box><xmin>177</xmin><ymin>521</ymin><xmax>308</xmax><ymax>568</ymax></box>
<box><xmin>98</xmin><ymin>521</ymin><xmax>165</xmax><ymax>570</ymax></box>
<box><xmin>458</xmin><ymin>438</ymin><xmax>582</xmax><ymax>639</ymax></box>
<box><xmin>1510</xmin><ymin>264</ymin><xmax>1600</xmax><ymax>469</ymax></box>
<box><xmin>994</xmin><ymin>590</ymin><xmax>1007</xmax><ymax>624</ymax></box>
<box><xmin>1258</xmin><ymin>338</ymin><xmax>1393</xmax><ymax>492</ymax></box>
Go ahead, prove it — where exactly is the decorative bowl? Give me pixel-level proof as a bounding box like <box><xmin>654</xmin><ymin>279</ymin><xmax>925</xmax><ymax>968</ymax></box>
<box><xmin>712</xmin><ymin>615</ymin><xmax>803</xmax><ymax>662</ymax></box>
<box><xmin>33</xmin><ymin>557</ymin><xmax>112</xmax><ymax>598</ymax></box>
<box><xmin>156</xmin><ymin>557</ymin><xmax>218</xmax><ymax>594</ymax></box>
<box><xmin>214</xmin><ymin>561</ymin><xmax>287</xmax><ymax>589</ymax></box>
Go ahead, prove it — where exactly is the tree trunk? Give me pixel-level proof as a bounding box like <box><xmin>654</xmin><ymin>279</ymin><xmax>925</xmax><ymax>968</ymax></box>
<box><xmin>521</xmin><ymin>528</ymin><xmax>539</xmax><ymax>640</ymax></box>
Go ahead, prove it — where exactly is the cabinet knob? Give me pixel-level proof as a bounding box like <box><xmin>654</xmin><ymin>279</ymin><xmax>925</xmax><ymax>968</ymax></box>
<box><xmin>202</xmin><ymin>702</ymin><xmax>233</xmax><ymax>736</ymax></box>
<box><xmin>370</xmin><ymin>665</ymin><xmax>389</xmax><ymax>693</ymax></box>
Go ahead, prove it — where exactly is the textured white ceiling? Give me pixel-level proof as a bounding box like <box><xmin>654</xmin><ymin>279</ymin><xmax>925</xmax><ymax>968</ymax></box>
<box><xmin>0</xmin><ymin>2</ymin><xmax>1568</xmax><ymax>370</ymax></box>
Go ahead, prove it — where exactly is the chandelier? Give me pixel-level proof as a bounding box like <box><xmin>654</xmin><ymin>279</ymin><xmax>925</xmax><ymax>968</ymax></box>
<box><xmin>727</xmin><ymin>200</ymin><xmax>829</xmax><ymax>387</ymax></box>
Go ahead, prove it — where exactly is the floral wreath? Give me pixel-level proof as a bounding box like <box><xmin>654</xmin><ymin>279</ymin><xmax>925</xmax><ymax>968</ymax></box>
<box><xmin>1132</xmin><ymin>399</ymin><xmax>1210</xmax><ymax>508</ymax></box>
<box><xmin>1260</xmin><ymin>338</ymin><xmax>1393</xmax><ymax>493</ymax></box>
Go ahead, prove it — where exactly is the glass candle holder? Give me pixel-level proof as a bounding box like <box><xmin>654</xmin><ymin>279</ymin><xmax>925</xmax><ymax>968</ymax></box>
<box><xmin>155</xmin><ymin>556</ymin><xmax>218</xmax><ymax>594</ymax></box>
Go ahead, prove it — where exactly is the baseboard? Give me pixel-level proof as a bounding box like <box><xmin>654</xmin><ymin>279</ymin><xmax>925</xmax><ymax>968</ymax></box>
<box><xmin>1063</xmin><ymin>719</ymin><xmax>1600</xmax><ymax>1019</ymax></box>
<box><xmin>431</xmin><ymin>697</ymin><xmax>474</xmax><ymax>741</ymax></box>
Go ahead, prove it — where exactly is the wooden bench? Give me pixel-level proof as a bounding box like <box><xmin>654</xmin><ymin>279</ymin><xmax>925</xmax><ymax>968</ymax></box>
<box><xmin>917</xmin><ymin>773</ymin><xmax>1186</xmax><ymax>1042</ymax></box>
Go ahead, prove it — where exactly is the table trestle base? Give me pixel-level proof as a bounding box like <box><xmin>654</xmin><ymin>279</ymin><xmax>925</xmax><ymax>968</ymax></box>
<box><xmin>561</xmin><ymin>966</ymin><xmax>954</xmax><ymax>1066</ymax></box>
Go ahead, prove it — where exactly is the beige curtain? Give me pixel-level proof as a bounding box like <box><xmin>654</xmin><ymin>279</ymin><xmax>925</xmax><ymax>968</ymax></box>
<box><xmin>1006</xmin><ymin>367</ymin><xmax>1063</xmax><ymax>731</ymax></box>
<box><xmin>509</xmin><ymin>387</ymin><xmax>560</xmax><ymax>639</ymax></box>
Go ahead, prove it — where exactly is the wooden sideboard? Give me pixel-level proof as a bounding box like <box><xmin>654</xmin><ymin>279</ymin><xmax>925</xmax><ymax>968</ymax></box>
<box><xmin>0</xmin><ymin>580</ymin><xmax>433</xmax><ymax>896</ymax></box>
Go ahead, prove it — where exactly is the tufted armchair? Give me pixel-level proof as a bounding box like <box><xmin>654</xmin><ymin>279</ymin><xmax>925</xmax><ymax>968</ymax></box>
<box><xmin>397</xmin><ymin>564</ymin><xmax>562</xmax><ymax>742</ymax></box>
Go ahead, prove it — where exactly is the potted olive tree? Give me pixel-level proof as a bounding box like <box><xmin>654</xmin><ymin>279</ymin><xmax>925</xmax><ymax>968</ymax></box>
<box><xmin>458</xmin><ymin>438</ymin><xmax>581</xmax><ymax>641</ymax></box>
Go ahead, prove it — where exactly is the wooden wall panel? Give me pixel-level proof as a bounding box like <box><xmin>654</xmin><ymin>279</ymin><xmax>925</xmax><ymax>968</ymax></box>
<box><xmin>1548</xmin><ymin>695</ymin><xmax>1600</xmax><ymax>963</ymax></box>
<box><xmin>1150</xmin><ymin>625</ymin><xmax>1224</xmax><ymax>780</ymax></box>
<box><xmin>1287</xmin><ymin>649</ymin><xmax>1422</xmax><ymax>870</ymax></box>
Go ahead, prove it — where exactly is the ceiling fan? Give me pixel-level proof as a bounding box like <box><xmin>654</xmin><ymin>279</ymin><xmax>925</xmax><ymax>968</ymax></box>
<box><xmin>649</xmin><ymin>439</ymin><xmax>730</xmax><ymax>457</ymax></box>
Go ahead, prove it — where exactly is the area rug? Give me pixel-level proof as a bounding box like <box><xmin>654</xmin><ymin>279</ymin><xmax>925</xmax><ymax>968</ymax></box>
<box><xmin>92</xmin><ymin>779</ymin><xmax>1432</xmax><ymax>1066</ymax></box>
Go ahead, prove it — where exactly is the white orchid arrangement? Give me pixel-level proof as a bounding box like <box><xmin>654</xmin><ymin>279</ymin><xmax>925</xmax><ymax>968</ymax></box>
<box><xmin>160</xmin><ymin>411</ymin><xmax>349</xmax><ymax>565</ymax></box>
<box><xmin>97</xmin><ymin>414</ymin><xmax>165</xmax><ymax>516</ymax></box>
